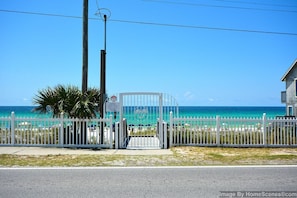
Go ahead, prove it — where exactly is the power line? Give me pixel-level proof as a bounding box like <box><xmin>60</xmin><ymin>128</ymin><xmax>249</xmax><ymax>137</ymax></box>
<box><xmin>110</xmin><ymin>18</ymin><xmax>297</xmax><ymax>36</ymax></box>
<box><xmin>142</xmin><ymin>0</ymin><xmax>297</xmax><ymax>13</ymax></box>
<box><xmin>95</xmin><ymin>0</ymin><xmax>111</xmax><ymax>21</ymax></box>
<box><xmin>0</xmin><ymin>9</ymin><xmax>82</xmax><ymax>19</ymax></box>
<box><xmin>214</xmin><ymin>0</ymin><xmax>297</xmax><ymax>8</ymax></box>
<box><xmin>1</xmin><ymin>9</ymin><xmax>297</xmax><ymax>36</ymax></box>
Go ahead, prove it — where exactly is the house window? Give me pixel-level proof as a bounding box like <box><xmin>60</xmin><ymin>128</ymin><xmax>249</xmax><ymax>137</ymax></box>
<box><xmin>295</xmin><ymin>79</ymin><xmax>297</xmax><ymax>96</ymax></box>
<box><xmin>288</xmin><ymin>106</ymin><xmax>293</xmax><ymax>116</ymax></box>
<box><xmin>281</xmin><ymin>91</ymin><xmax>286</xmax><ymax>103</ymax></box>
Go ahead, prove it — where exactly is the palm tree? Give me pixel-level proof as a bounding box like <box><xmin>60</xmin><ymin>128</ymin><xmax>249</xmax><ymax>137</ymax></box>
<box><xmin>33</xmin><ymin>86</ymin><xmax>59</xmax><ymax>116</ymax></box>
<box><xmin>33</xmin><ymin>85</ymin><xmax>101</xmax><ymax>145</ymax></box>
<box><xmin>33</xmin><ymin>85</ymin><xmax>100</xmax><ymax>118</ymax></box>
<box><xmin>70</xmin><ymin>88</ymin><xmax>100</xmax><ymax>118</ymax></box>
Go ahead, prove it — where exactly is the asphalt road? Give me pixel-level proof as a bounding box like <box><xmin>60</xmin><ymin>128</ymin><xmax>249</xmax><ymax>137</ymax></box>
<box><xmin>0</xmin><ymin>166</ymin><xmax>296</xmax><ymax>198</ymax></box>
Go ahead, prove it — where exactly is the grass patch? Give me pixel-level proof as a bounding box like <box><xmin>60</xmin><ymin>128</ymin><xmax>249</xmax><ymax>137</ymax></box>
<box><xmin>207</xmin><ymin>152</ymin><xmax>224</xmax><ymax>159</ymax></box>
<box><xmin>1</xmin><ymin>147</ymin><xmax>297</xmax><ymax>167</ymax></box>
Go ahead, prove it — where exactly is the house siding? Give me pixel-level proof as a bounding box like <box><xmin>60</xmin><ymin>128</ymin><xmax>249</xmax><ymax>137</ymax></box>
<box><xmin>285</xmin><ymin>69</ymin><xmax>297</xmax><ymax>116</ymax></box>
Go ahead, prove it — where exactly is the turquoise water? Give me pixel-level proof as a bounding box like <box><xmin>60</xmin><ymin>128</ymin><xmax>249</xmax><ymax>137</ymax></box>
<box><xmin>0</xmin><ymin>106</ymin><xmax>286</xmax><ymax>128</ymax></box>
<box><xmin>0</xmin><ymin>106</ymin><xmax>286</xmax><ymax>118</ymax></box>
<box><xmin>0</xmin><ymin>106</ymin><xmax>52</xmax><ymax>118</ymax></box>
<box><xmin>178</xmin><ymin>106</ymin><xmax>285</xmax><ymax>118</ymax></box>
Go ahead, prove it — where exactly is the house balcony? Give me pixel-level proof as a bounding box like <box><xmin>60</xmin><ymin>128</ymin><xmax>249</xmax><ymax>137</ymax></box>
<box><xmin>281</xmin><ymin>91</ymin><xmax>286</xmax><ymax>103</ymax></box>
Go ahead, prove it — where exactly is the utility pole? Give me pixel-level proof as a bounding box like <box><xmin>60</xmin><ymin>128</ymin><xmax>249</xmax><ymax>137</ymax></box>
<box><xmin>82</xmin><ymin>0</ymin><xmax>88</xmax><ymax>93</ymax></box>
<box><xmin>99</xmin><ymin>15</ymin><xmax>107</xmax><ymax>144</ymax></box>
<box><xmin>99</xmin><ymin>15</ymin><xmax>107</xmax><ymax>118</ymax></box>
<box><xmin>99</xmin><ymin>49</ymin><xmax>106</xmax><ymax>119</ymax></box>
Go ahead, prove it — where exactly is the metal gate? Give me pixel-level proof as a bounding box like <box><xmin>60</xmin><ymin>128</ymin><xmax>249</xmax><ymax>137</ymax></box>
<box><xmin>117</xmin><ymin>92</ymin><xmax>178</xmax><ymax>149</ymax></box>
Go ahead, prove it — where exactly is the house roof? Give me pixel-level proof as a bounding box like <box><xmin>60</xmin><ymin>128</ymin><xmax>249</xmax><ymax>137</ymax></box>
<box><xmin>281</xmin><ymin>59</ymin><xmax>297</xmax><ymax>82</ymax></box>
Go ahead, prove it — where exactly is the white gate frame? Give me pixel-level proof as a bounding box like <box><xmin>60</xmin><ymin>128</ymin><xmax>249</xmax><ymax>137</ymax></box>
<box><xmin>118</xmin><ymin>92</ymin><xmax>164</xmax><ymax>149</ymax></box>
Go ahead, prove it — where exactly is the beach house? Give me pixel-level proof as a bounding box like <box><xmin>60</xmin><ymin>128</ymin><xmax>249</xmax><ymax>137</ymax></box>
<box><xmin>281</xmin><ymin>59</ymin><xmax>297</xmax><ymax>117</ymax></box>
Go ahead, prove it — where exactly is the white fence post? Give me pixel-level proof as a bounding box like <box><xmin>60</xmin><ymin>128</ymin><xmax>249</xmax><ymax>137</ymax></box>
<box><xmin>159</xmin><ymin>93</ymin><xmax>163</xmax><ymax>149</ymax></box>
<box><xmin>262</xmin><ymin>113</ymin><xmax>267</xmax><ymax>147</ymax></box>
<box><xmin>115</xmin><ymin>122</ymin><xmax>119</xmax><ymax>149</ymax></box>
<box><xmin>216</xmin><ymin>115</ymin><xmax>220</xmax><ymax>146</ymax></box>
<box><xmin>169</xmin><ymin>111</ymin><xmax>173</xmax><ymax>147</ymax></box>
<box><xmin>163</xmin><ymin>121</ymin><xmax>167</xmax><ymax>149</ymax></box>
<box><xmin>109</xmin><ymin>115</ymin><xmax>113</xmax><ymax>149</ymax></box>
<box><xmin>59</xmin><ymin>113</ymin><xmax>64</xmax><ymax>147</ymax></box>
<box><xmin>11</xmin><ymin>112</ymin><xmax>15</xmax><ymax>145</ymax></box>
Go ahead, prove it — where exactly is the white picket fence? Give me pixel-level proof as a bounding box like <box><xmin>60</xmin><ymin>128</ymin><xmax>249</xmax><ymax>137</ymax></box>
<box><xmin>0</xmin><ymin>112</ymin><xmax>113</xmax><ymax>148</ymax></box>
<box><xmin>169</xmin><ymin>113</ymin><xmax>297</xmax><ymax>147</ymax></box>
<box><xmin>1</xmin><ymin>112</ymin><xmax>297</xmax><ymax>148</ymax></box>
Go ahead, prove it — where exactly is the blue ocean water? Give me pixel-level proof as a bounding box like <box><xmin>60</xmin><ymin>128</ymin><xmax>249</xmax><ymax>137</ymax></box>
<box><xmin>0</xmin><ymin>106</ymin><xmax>51</xmax><ymax>118</ymax></box>
<box><xmin>0</xmin><ymin>106</ymin><xmax>286</xmax><ymax>119</ymax></box>
<box><xmin>178</xmin><ymin>106</ymin><xmax>285</xmax><ymax>118</ymax></box>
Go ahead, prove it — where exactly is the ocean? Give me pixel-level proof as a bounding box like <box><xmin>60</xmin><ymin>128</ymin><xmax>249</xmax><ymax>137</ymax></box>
<box><xmin>178</xmin><ymin>106</ymin><xmax>285</xmax><ymax>118</ymax></box>
<box><xmin>0</xmin><ymin>106</ymin><xmax>286</xmax><ymax>119</ymax></box>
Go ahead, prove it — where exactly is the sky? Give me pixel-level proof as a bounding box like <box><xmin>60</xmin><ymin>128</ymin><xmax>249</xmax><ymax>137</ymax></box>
<box><xmin>0</xmin><ymin>0</ymin><xmax>297</xmax><ymax>106</ymax></box>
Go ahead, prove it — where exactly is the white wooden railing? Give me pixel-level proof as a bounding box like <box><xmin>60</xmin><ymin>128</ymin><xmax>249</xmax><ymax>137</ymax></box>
<box><xmin>2</xmin><ymin>112</ymin><xmax>297</xmax><ymax>148</ymax></box>
<box><xmin>0</xmin><ymin>112</ymin><xmax>113</xmax><ymax>148</ymax></box>
<box><xmin>169</xmin><ymin>112</ymin><xmax>297</xmax><ymax>147</ymax></box>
